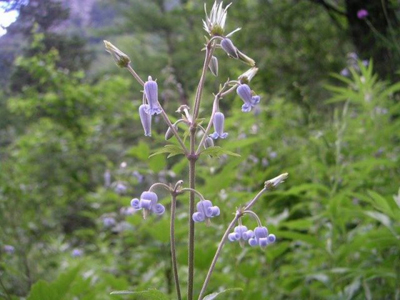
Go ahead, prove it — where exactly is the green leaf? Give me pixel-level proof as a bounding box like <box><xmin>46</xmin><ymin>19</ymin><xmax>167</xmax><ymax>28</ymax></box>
<box><xmin>203</xmin><ymin>288</ymin><xmax>243</xmax><ymax>300</ymax></box>
<box><xmin>149</xmin><ymin>144</ymin><xmax>184</xmax><ymax>158</ymax></box>
<box><xmin>201</xmin><ymin>146</ymin><xmax>240</xmax><ymax>158</ymax></box>
<box><xmin>127</xmin><ymin>141</ymin><xmax>150</xmax><ymax>161</ymax></box>
<box><xmin>110</xmin><ymin>289</ymin><xmax>170</xmax><ymax>299</ymax></box>
<box><xmin>27</xmin><ymin>266</ymin><xmax>81</xmax><ymax>300</ymax></box>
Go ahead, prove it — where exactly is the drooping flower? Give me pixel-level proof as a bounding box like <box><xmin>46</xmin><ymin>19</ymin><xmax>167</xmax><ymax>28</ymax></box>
<box><xmin>72</xmin><ymin>248</ymin><xmax>83</xmax><ymax>257</ymax></box>
<box><xmin>192</xmin><ymin>200</ymin><xmax>220</xmax><ymax>224</ymax></box>
<box><xmin>221</xmin><ymin>38</ymin><xmax>239</xmax><ymax>59</ymax></box>
<box><xmin>3</xmin><ymin>245</ymin><xmax>15</xmax><ymax>254</ymax></box>
<box><xmin>248</xmin><ymin>226</ymin><xmax>276</xmax><ymax>248</ymax></box>
<box><xmin>236</xmin><ymin>84</ymin><xmax>260</xmax><ymax>112</ymax></box>
<box><xmin>210</xmin><ymin>112</ymin><xmax>228</xmax><ymax>139</ymax></box>
<box><xmin>144</xmin><ymin>77</ymin><xmax>162</xmax><ymax>115</ymax></box>
<box><xmin>139</xmin><ymin>104</ymin><xmax>152</xmax><ymax>136</ymax></box>
<box><xmin>103</xmin><ymin>217</ymin><xmax>116</xmax><ymax>227</ymax></box>
<box><xmin>131</xmin><ymin>191</ymin><xmax>166</xmax><ymax>218</ymax></box>
<box><xmin>357</xmin><ymin>9</ymin><xmax>368</xmax><ymax>19</ymax></box>
<box><xmin>228</xmin><ymin>225</ymin><xmax>254</xmax><ymax>242</ymax></box>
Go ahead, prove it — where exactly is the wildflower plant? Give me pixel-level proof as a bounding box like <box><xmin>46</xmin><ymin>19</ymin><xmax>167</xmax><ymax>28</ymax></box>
<box><xmin>104</xmin><ymin>1</ymin><xmax>288</xmax><ymax>299</ymax></box>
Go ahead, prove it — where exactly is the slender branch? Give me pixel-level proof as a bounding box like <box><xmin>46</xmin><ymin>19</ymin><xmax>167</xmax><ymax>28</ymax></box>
<box><xmin>243</xmin><ymin>210</ymin><xmax>262</xmax><ymax>227</ymax></box>
<box><xmin>180</xmin><ymin>188</ymin><xmax>205</xmax><ymax>201</ymax></box>
<box><xmin>198</xmin><ymin>212</ymin><xmax>241</xmax><ymax>300</ymax></box>
<box><xmin>170</xmin><ymin>194</ymin><xmax>182</xmax><ymax>300</ymax></box>
<box><xmin>244</xmin><ymin>187</ymin><xmax>268</xmax><ymax>211</ymax></box>
<box><xmin>148</xmin><ymin>182</ymin><xmax>172</xmax><ymax>193</ymax></box>
<box><xmin>160</xmin><ymin>108</ymin><xmax>189</xmax><ymax>154</ymax></box>
<box><xmin>198</xmin><ymin>184</ymin><xmax>275</xmax><ymax>299</ymax></box>
<box><xmin>193</xmin><ymin>42</ymin><xmax>216</xmax><ymax>120</ymax></box>
<box><xmin>127</xmin><ymin>64</ymin><xmax>145</xmax><ymax>86</ymax></box>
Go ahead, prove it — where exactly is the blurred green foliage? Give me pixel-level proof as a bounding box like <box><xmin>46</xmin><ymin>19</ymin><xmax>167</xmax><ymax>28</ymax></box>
<box><xmin>1</xmin><ymin>0</ymin><xmax>400</xmax><ymax>299</ymax></box>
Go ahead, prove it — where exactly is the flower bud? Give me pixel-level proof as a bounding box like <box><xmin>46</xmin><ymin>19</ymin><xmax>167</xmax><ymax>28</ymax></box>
<box><xmin>139</xmin><ymin>104</ymin><xmax>152</xmax><ymax>137</ymax></box>
<box><xmin>144</xmin><ymin>76</ymin><xmax>162</xmax><ymax>115</ymax></box>
<box><xmin>209</xmin><ymin>56</ymin><xmax>219</xmax><ymax>76</ymax></box>
<box><xmin>204</xmin><ymin>137</ymin><xmax>214</xmax><ymax>148</ymax></box>
<box><xmin>104</xmin><ymin>40</ymin><xmax>130</xmax><ymax>68</ymax></box>
<box><xmin>165</xmin><ymin>124</ymin><xmax>178</xmax><ymax>140</ymax></box>
<box><xmin>221</xmin><ymin>38</ymin><xmax>239</xmax><ymax>59</ymax></box>
<box><xmin>210</xmin><ymin>112</ymin><xmax>228</xmax><ymax>139</ymax></box>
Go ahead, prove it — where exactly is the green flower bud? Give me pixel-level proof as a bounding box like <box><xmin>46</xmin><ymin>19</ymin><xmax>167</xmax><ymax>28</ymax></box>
<box><xmin>104</xmin><ymin>40</ymin><xmax>131</xmax><ymax>68</ymax></box>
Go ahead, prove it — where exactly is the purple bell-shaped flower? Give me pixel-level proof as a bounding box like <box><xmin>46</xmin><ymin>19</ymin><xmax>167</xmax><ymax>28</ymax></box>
<box><xmin>144</xmin><ymin>76</ymin><xmax>162</xmax><ymax>115</ymax></box>
<box><xmin>248</xmin><ymin>226</ymin><xmax>276</xmax><ymax>248</ymax></box>
<box><xmin>209</xmin><ymin>112</ymin><xmax>228</xmax><ymax>139</ymax></box>
<box><xmin>139</xmin><ymin>104</ymin><xmax>152</xmax><ymax>136</ymax></box>
<box><xmin>236</xmin><ymin>84</ymin><xmax>260</xmax><ymax>112</ymax></box>
<box><xmin>228</xmin><ymin>225</ymin><xmax>254</xmax><ymax>242</ymax></box>
<box><xmin>131</xmin><ymin>191</ymin><xmax>166</xmax><ymax>218</ymax></box>
<box><xmin>192</xmin><ymin>200</ymin><xmax>220</xmax><ymax>224</ymax></box>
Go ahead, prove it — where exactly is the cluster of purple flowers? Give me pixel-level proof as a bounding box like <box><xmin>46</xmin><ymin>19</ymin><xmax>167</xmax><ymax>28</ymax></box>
<box><xmin>192</xmin><ymin>200</ymin><xmax>220</xmax><ymax>223</ymax></box>
<box><xmin>131</xmin><ymin>191</ymin><xmax>166</xmax><ymax>217</ymax></box>
<box><xmin>229</xmin><ymin>225</ymin><xmax>276</xmax><ymax>248</ymax></box>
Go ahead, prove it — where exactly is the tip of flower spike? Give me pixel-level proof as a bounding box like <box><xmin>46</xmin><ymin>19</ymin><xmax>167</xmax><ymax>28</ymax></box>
<box><xmin>265</xmin><ymin>173</ymin><xmax>289</xmax><ymax>188</ymax></box>
<box><xmin>103</xmin><ymin>40</ymin><xmax>130</xmax><ymax>68</ymax></box>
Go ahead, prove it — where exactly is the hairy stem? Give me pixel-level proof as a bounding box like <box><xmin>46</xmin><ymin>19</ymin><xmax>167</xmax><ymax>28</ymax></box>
<box><xmin>187</xmin><ymin>126</ymin><xmax>197</xmax><ymax>300</ymax></box>
<box><xmin>170</xmin><ymin>194</ymin><xmax>182</xmax><ymax>300</ymax></box>
<box><xmin>193</xmin><ymin>42</ymin><xmax>215</xmax><ymax>120</ymax></box>
<box><xmin>198</xmin><ymin>212</ymin><xmax>241</xmax><ymax>300</ymax></box>
<box><xmin>199</xmin><ymin>185</ymin><xmax>272</xmax><ymax>299</ymax></box>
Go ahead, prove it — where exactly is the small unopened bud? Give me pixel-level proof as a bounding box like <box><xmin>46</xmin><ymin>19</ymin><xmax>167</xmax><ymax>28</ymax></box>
<box><xmin>265</xmin><ymin>173</ymin><xmax>289</xmax><ymax>188</ymax></box>
<box><xmin>104</xmin><ymin>40</ymin><xmax>130</xmax><ymax>68</ymax></box>
<box><xmin>204</xmin><ymin>137</ymin><xmax>214</xmax><ymax>148</ymax></box>
<box><xmin>239</xmin><ymin>67</ymin><xmax>259</xmax><ymax>84</ymax></box>
<box><xmin>165</xmin><ymin>124</ymin><xmax>178</xmax><ymax>140</ymax></box>
<box><xmin>237</xmin><ymin>50</ymin><xmax>256</xmax><ymax>67</ymax></box>
<box><xmin>221</xmin><ymin>38</ymin><xmax>239</xmax><ymax>59</ymax></box>
<box><xmin>209</xmin><ymin>56</ymin><xmax>219</xmax><ymax>76</ymax></box>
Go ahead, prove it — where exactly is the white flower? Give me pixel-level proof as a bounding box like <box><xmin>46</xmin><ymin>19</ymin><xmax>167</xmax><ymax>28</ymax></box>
<box><xmin>203</xmin><ymin>1</ymin><xmax>239</xmax><ymax>36</ymax></box>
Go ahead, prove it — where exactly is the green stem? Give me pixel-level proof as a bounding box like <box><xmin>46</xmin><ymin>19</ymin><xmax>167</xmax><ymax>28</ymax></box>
<box><xmin>198</xmin><ymin>212</ymin><xmax>241</xmax><ymax>300</ymax></box>
<box><xmin>187</xmin><ymin>126</ymin><xmax>197</xmax><ymax>300</ymax></box>
<box><xmin>170</xmin><ymin>194</ymin><xmax>182</xmax><ymax>300</ymax></box>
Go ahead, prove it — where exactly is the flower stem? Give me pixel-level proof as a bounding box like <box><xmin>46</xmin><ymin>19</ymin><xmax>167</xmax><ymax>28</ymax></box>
<box><xmin>198</xmin><ymin>212</ymin><xmax>241</xmax><ymax>300</ymax></box>
<box><xmin>188</xmin><ymin>126</ymin><xmax>197</xmax><ymax>300</ymax></box>
<box><xmin>193</xmin><ymin>42</ymin><xmax>215</xmax><ymax>120</ymax></box>
<box><xmin>198</xmin><ymin>184</ymin><xmax>273</xmax><ymax>299</ymax></box>
<box><xmin>170</xmin><ymin>193</ymin><xmax>182</xmax><ymax>300</ymax></box>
